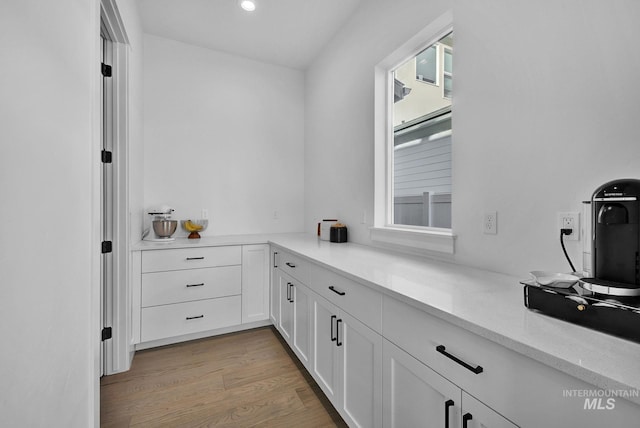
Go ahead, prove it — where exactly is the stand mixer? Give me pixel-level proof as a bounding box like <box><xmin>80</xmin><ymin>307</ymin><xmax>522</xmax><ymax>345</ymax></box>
<box><xmin>143</xmin><ymin>206</ymin><xmax>178</xmax><ymax>241</ymax></box>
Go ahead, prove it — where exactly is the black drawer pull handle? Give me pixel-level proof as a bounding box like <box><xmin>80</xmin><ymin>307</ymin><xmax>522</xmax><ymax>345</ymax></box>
<box><xmin>289</xmin><ymin>283</ymin><xmax>294</xmax><ymax>303</ymax></box>
<box><xmin>186</xmin><ymin>315</ymin><xmax>204</xmax><ymax>320</ymax></box>
<box><xmin>273</xmin><ymin>251</ymin><xmax>278</xmax><ymax>268</ymax></box>
<box><xmin>336</xmin><ymin>318</ymin><xmax>343</xmax><ymax>346</ymax></box>
<box><xmin>286</xmin><ymin>282</ymin><xmax>292</xmax><ymax>302</ymax></box>
<box><xmin>445</xmin><ymin>399</ymin><xmax>454</xmax><ymax>428</ymax></box>
<box><xmin>186</xmin><ymin>257</ymin><xmax>204</xmax><ymax>260</ymax></box>
<box><xmin>186</xmin><ymin>283</ymin><xmax>204</xmax><ymax>288</ymax></box>
<box><xmin>285</xmin><ymin>262</ymin><xmax>296</xmax><ymax>268</ymax></box>
<box><xmin>462</xmin><ymin>413</ymin><xmax>472</xmax><ymax>428</ymax></box>
<box><xmin>328</xmin><ymin>286</ymin><xmax>346</xmax><ymax>296</ymax></box>
<box><xmin>436</xmin><ymin>345</ymin><xmax>483</xmax><ymax>374</ymax></box>
<box><xmin>331</xmin><ymin>315</ymin><xmax>337</xmax><ymax>341</ymax></box>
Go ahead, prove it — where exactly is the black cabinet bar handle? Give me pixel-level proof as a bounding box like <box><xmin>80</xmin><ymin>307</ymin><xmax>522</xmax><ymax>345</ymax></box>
<box><xmin>286</xmin><ymin>282</ymin><xmax>291</xmax><ymax>302</ymax></box>
<box><xmin>331</xmin><ymin>315</ymin><xmax>337</xmax><ymax>341</ymax></box>
<box><xmin>186</xmin><ymin>315</ymin><xmax>204</xmax><ymax>320</ymax></box>
<box><xmin>186</xmin><ymin>283</ymin><xmax>204</xmax><ymax>288</ymax></box>
<box><xmin>444</xmin><ymin>399</ymin><xmax>454</xmax><ymax>428</ymax></box>
<box><xmin>336</xmin><ymin>318</ymin><xmax>343</xmax><ymax>346</ymax></box>
<box><xmin>462</xmin><ymin>413</ymin><xmax>472</xmax><ymax>428</ymax></box>
<box><xmin>186</xmin><ymin>256</ymin><xmax>204</xmax><ymax>260</ymax></box>
<box><xmin>289</xmin><ymin>283</ymin><xmax>294</xmax><ymax>303</ymax></box>
<box><xmin>436</xmin><ymin>345</ymin><xmax>483</xmax><ymax>374</ymax></box>
<box><xmin>273</xmin><ymin>251</ymin><xmax>278</xmax><ymax>268</ymax></box>
<box><xmin>328</xmin><ymin>286</ymin><xmax>346</xmax><ymax>296</ymax></box>
<box><xmin>285</xmin><ymin>262</ymin><xmax>296</xmax><ymax>268</ymax></box>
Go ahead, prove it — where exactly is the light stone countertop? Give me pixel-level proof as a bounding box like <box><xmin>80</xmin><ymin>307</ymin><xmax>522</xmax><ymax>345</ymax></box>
<box><xmin>132</xmin><ymin>232</ymin><xmax>640</xmax><ymax>404</ymax></box>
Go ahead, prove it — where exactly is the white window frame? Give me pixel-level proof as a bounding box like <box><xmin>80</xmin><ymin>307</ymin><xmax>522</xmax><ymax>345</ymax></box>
<box><xmin>372</xmin><ymin>11</ymin><xmax>455</xmax><ymax>254</ymax></box>
<box><xmin>443</xmin><ymin>46</ymin><xmax>453</xmax><ymax>99</ymax></box>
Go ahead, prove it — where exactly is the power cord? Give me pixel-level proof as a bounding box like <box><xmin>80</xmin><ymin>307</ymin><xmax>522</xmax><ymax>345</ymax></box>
<box><xmin>560</xmin><ymin>228</ymin><xmax>576</xmax><ymax>273</ymax></box>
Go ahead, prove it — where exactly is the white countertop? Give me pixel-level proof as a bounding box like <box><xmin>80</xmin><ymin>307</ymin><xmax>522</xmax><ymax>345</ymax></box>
<box><xmin>132</xmin><ymin>234</ymin><xmax>274</xmax><ymax>251</ymax></box>
<box><xmin>132</xmin><ymin>232</ymin><xmax>640</xmax><ymax>404</ymax></box>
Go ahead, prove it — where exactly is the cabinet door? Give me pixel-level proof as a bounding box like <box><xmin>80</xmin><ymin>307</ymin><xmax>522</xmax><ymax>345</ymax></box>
<box><xmin>383</xmin><ymin>339</ymin><xmax>462</xmax><ymax>428</ymax></box>
<box><xmin>269</xmin><ymin>249</ymin><xmax>279</xmax><ymax>325</ymax></box>
<box><xmin>312</xmin><ymin>294</ymin><xmax>340</xmax><ymax>403</ymax></box>
<box><xmin>338</xmin><ymin>311</ymin><xmax>383</xmax><ymax>428</ymax></box>
<box><xmin>292</xmin><ymin>282</ymin><xmax>312</xmax><ymax>369</ymax></box>
<box><xmin>241</xmin><ymin>244</ymin><xmax>270</xmax><ymax>324</ymax></box>
<box><xmin>279</xmin><ymin>277</ymin><xmax>293</xmax><ymax>342</ymax></box>
<box><xmin>461</xmin><ymin>392</ymin><xmax>518</xmax><ymax>428</ymax></box>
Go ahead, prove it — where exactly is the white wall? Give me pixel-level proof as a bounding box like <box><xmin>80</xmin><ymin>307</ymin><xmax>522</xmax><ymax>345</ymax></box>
<box><xmin>305</xmin><ymin>0</ymin><xmax>640</xmax><ymax>277</ymax></box>
<box><xmin>143</xmin><ymin>35</ymin><xmax>305</xmax><ymax>237</ymax></box>
<box><xmin>0</xmin><ymin>1</ymin><xmax>99</xmax><ymax>426</ymax></box>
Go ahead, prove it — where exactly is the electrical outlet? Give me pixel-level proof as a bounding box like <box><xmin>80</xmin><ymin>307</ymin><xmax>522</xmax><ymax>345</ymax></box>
<box><xmin>558</xmin><ymin>212</ymin><xmax>579</xmax><ymax>241</ymax></box>
<box><xmin>202</xmin><ymin>209</ymin><xmax>209</xmax><ymax>220</ymax></box>
<box><xmin>484</xmin><ymin>211</ymin><xmax>497</xmax><ymax>235</ymax></box>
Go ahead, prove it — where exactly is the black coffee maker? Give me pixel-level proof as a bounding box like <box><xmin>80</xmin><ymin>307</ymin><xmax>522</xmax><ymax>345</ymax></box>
<box><xmin>581</xmin><ymin>179</ymin><xmax>640</xmax><ymax>296</ymax></box>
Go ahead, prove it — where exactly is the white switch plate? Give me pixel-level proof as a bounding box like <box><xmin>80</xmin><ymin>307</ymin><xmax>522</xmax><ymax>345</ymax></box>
<box><xmin>202</xmin><ymin>209</ymin><xmax>209</xmax><ymax>219</ymax></box>
<box><xmin>558</xmin><ymin>212</ymin><xmax>579</xmax><ymax>241</ymax></box>
<box><xmin>484</xmin><ymin>211</ymin><xmax>497</xmax><ymax>234</ymax></box>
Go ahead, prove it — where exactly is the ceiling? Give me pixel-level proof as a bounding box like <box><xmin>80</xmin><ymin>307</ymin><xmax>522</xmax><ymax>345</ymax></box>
<box><xmin>138</xmin><ymin>0</ymin><xmax>364</xmax><ymax>70</ymax></box>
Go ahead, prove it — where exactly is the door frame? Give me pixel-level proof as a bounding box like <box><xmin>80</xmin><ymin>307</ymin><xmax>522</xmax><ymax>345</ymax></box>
<box><xmin>99</xmin><ymin>0</ymin><xmax>131</xmax><ymax>377</ymax></box>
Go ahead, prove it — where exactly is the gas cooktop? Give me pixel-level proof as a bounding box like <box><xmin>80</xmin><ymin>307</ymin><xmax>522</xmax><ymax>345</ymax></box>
<box><xmin>522</xmin><ymin>280</ymin><xmax>640</xmax><ymax>344</ymax></box>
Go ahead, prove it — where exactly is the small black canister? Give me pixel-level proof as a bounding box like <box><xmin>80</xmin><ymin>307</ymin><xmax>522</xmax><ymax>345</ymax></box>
<box><xmin>329</xmin><ymin>223</ymin><xmax>347</xmax><ymax>243</ymax></box>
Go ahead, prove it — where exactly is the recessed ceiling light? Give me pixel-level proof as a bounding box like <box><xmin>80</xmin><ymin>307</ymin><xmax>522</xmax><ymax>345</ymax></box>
<box><xmin>239</xmin><ymin>0</ymin><xmax>256</xmax><ymax>12</ymax></box>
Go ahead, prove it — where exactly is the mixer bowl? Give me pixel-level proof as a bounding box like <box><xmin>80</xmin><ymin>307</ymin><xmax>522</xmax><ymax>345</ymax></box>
<box><xmin>152</xmin><ymin>220</ymin><xmax>178</xmax><ymax>238</ymax></box>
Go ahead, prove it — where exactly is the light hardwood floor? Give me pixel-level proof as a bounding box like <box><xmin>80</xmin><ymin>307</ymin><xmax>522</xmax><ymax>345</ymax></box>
<box><xmin>100</xmin><ymin>326</ymin><xmax>347</xmax><ymax>427</ymax></box>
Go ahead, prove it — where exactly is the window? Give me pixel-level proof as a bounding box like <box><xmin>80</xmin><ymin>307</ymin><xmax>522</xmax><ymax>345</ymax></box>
<box><xmin>443</xmin><ymin>47</ymin><xmax>452</xmax><ymax>98</ymax></box>
<box><xmin>415</xmin><ymin>45</ymin><xmax>437</xmax><ymax>84</ymax></box>
<box><xmin>373</xmin><ymin>13</ymin><xmax>454</xmax><ymax>254</ymax></box>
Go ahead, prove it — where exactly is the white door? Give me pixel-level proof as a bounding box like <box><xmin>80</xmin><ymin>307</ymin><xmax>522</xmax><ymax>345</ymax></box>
<box><xmin>270</xmin><ymin>249</ymin><xmax>279</xmax><ymax>325</ymax></box>
<box><xmin>279</xmin><ymin>276</ymin><xmax>293</xmax><ymax>342</ymax></box>
<box><xmin>383</xmin><ymin>339</ymin><xmax>462</xmax><ymax>428</ymax></box>
<box><xmin>241</xmin><ymin>244</ymin><xmax>270</xmax><ymax>324</ymax></box>
<box><xmin>292</xmin><ymin>281</ymin><xmax>312</xmax><ymax>368</ymax></box>
<box><xmin>312</xmin><ymin>295</ymin><xmax>340</xmax><ymax>403</ymax></box>
<box><xmin>338</xmin><ymin>311</ymin><xmax>383</xmax><ymax>428</ymax></box>
<box><xmin>461</xmin><ymin>392</ymin><xmax>519</xmax><ymax>428</ymax></box>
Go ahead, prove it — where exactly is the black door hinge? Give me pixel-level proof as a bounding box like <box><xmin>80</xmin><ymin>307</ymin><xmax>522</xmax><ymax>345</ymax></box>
<box><xmin>102</xmin><ymin>241</ymin><xmax>112</xmax><ymax>254</ymax></box>
<box><xmin>101</xmin><ymin>63</ymin><xmax>112</xmax><ymax>77</ymax></box>
<box><xmin>101</xmin><ymin>149</ymin><xmax>112</xmax><ymax>164</ymax></box>
<box><xmin>102</xmin><ymin>327</ymin><xmax>112</xmax><ymax>341</ymax></box>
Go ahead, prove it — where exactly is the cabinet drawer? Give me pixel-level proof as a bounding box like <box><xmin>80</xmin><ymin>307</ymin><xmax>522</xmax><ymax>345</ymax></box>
<box><xmin>274</xmin><ymin>248</ymin><xmax>308</xmax><ymax>284</ymax></box>
<box><xmin>383</xmin><ymin>296</ymin><xmax>506</xmax><ymax>411</ymax></box>
<box><xmin>142</xmin><ymin>246</ymin><xmax>241</xmax><ymax>273</ymax></box>
<box><xmin>309</xmin><ymin>263</ymin><xmax>382</xmax><ymax>333</ymax></box>
<box><xmin>141</xmin><ymin>265</ymin><xmax>241</xmax><ymax>307</ymax></box>
<box><xmin>141</xmin><ymin>296</ymin><xmax>241</xmax><ymax>342</ymax></box>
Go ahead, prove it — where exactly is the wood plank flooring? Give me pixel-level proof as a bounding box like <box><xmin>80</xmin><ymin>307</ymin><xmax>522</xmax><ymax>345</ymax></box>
<box><xmin>100</xmin><ymin>326</ymin><xmax>347</xmax><ymax>427</ymax></box>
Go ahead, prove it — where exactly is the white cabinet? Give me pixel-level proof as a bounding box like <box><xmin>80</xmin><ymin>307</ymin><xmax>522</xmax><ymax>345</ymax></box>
<box><xmin>292</xmin><ymin>280</ymin><xmax>312</xmax><ymax>368</ymax></box>
<box><xmin>241</xmin><ymin>244</ymin><xmax>270</xmax><ymax>324</ymax></box>
<box><xmin>270</xmin><ymin>248</ymin><xmax>279</xmax><ymax>325</ymax></box>
<box><xmin>312</xmin><ymin>294</ymin><xmax>340</xmax><ymax>402</ymax></box>
<box><xmin>383</xmin><ymin>339</ymin><xmax>515</xmax><ymax>428</ymax></box>
<box><xmin>312</xmin><ymin>293</ymin><xmax>383</xmax><ymax>428</ymax></box>
<box><xmin>134</xmin><ymin>243</ymin><xmax>269</xmax><ymax>348</ymax></box>
<box><xmin>384</xmin><ymin>339</ymin><xmax>461</xmax><ymax>428</ymax></box>
<box><xmin>272</xmin><ymin>266</ymin><xmax>313</xmax><ymax>369</ymax></box>
<box><xmin>278</xmin><ymin>272</ymin><xmax>294</xmax><ymax>342</ymax></box>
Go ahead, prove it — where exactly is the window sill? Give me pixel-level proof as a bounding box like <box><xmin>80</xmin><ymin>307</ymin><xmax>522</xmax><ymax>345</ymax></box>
<box><xmin>369</xmin><ymin>226</ymin><xmax>455</xmax><ymax>255</ymax></box>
